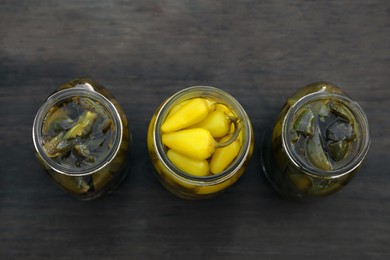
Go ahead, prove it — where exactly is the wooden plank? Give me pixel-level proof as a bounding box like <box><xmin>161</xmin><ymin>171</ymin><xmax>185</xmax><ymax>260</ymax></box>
<box><xmin>1</xmin><ymin>0</ymin><xmax>389</xmax><ymax>259</ymax></box>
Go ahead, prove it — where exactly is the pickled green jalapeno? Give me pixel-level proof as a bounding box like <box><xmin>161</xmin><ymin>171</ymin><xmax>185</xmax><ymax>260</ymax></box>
<box><xmin>147</xmin><ymin>86</ymin><xmax>254</xmax><ymax>199</ymax></box>
<box><xmin>262</xmin><ymin>82</ymin><xmax>370</xmax><ymax>200</ymax></box>
<box><xmin>42</xmin><ymin>97</ymin><xmax>115</xmax><ymax>168</ymax></box>
<box><xmin>33</xmin><ymin>79</ymin><xmax>129</xmax><ymax>200</ymax></box>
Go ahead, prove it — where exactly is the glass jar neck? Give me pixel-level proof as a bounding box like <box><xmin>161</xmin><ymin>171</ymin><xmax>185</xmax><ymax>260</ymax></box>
<box><xmin>32</xmin><ymin>87</ymin><xmax>123</xmax><ymax>176</ymax></box>
<box><xmin>282</xmin><ymin>92</ymin><xmax>370</xmax><ymax>178</ymax></box>
<box><xmin>154</xmin><ymin>86</ymin><xmax>252</xmax><ymax>184</ymax></box>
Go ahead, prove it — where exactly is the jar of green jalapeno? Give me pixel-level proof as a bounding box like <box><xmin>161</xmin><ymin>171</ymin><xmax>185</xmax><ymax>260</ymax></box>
<box><xmin>147</xmin><ymin>86</ymin><xmax>254</xmax><ymax>199</ymax></box>
<box><xmin>33</xmin><ymin>79</ymin><xmax>130</xmax><ymax>200</ymax></box>
<box><xmin>262</xmin><ymin>82</ymin><xmax>370</xmax><ymax>200</ymax></box>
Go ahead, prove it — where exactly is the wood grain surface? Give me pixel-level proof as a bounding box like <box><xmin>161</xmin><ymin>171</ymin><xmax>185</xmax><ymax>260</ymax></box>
<box><xmin>1</xmin><ymin>1</ymin><xmax>389</xmax><ymax>259</ymax></box>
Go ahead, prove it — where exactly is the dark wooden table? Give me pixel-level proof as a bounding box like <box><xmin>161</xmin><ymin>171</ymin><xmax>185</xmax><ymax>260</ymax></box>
<box><xmin>1</xmin><ymin>1</ymin><xmax>389</xmax><ymax>259</ymax></box>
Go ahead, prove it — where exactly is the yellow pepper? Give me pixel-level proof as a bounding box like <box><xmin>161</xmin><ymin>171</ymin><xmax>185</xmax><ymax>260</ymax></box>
<box><xmin>191</xmin><ymin>110</ymin><xmax>231</xmax><ymax>138</ymax></box>
<box><xmin>160</xmin><ymin>97</ymin><xmax>244</xmax><ymax>177</ymax></box>
<box><xmin>196</xmin><ymin>179</ymin><xmax>232</xmax><ymax>195</ymax></box>
<box><xmin>162</xmin><ymin>128</ymin><xmax>215</xmax><ymax>160</ymax></box>
<box><xmin>215</xmin><ymin>104</ymin><xmax>237</xmax><ymax>135</ymax></box>
<box><xmin>167</xmin><ymin>149</ymin><xmax>209</xmax><ymax>176</ymax></box>
<box><xmin>166</xmin><ymin>100</ymin><xmax>189</xmax><ymax>119</ymax></box>
<box><xmin>214</xmin><ymin>104</ymin><xmax>234</xmax><ymax>117</ymax></box>
<box><xmin>210</xmin><ymin>135</ymin><xmax>241</xmax><ymax>174</ymax></box>
<box><xmin>161</xmin><ymin>98</ymin><xmax>214</xmax><ymax>133</ymax></box>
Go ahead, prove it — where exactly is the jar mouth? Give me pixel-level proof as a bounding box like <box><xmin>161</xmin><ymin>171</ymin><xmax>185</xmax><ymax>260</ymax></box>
<box><xmin>153</xmin><ymin>86</ymin><xmax>252</xmax><ymax>183</ymax></box>
<box><xmin>282</xmin><ymin>92</ymin><xmax>370</xmax><ymax>178</ymax></box>
<box><xmin>32</xmin><ymin>87</ymin><xmax>123</xmax><ymax>176</ymax></box>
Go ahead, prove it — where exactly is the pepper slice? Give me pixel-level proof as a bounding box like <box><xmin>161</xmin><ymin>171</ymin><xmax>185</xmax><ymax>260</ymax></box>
<box><xmin>293</xmin><ymin>108</ymin><xmax>314</xmax><ymax>137</ymax></box>
<box><xmin>43</xmin><ymin>132</ymin><xmax>76</xmax><ymax>158</ymax></box>
<box><xmin>64</xmin><ymin>111</ymin><xmax>97</xmax><ymax>140</ymax></box>
<box><xmin>326</xmin><ymin>120</ymin><xmax>355</xmax><ymax>142</ymax></box>
<box><xmin>328</xmin><ymin>140</ymin><xmax>349</xmax><ymax>161</ymax></box>
<box><xmin>306</xmin><ymin>133</ymin><xmax>332</xmax><ymax>171</ymax></box>
<box><xmin>327</xmin><ymin>101</ymin><xmax>355</xmax><ymax>124</ymax></box>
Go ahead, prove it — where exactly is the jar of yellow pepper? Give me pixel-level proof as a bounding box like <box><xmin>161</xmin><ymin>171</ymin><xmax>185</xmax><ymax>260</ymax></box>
<box><xmin>147</xmin><ymin>86</ymin><xmax>254</xmax><ymax>199</ymax></box>
<box><xmin>33</xmin><ymin>79</ymin><xmax>130</xmax><ymax>200</ymax></box>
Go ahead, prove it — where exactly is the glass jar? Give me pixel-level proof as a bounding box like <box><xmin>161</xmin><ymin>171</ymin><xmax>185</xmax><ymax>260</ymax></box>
<box><xmin>262</xmin><ymin>82</ymin><xmax>370</xmax><ymax>200</ymax></box>
<box><xmin>147</xmin><ymin>86</ymin><xmax>254</xmax><ymax>199</ymax></box>
<box><xmin>32</xmin><ymin>78</ymin><xmax>130</xmax><ymax>200</ymax></box>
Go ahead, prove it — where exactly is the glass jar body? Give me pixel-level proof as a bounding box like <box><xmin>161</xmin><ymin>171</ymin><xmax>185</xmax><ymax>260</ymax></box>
<box><xmin>147</xmin><ymin>86</ymin><xmax>254</xmax><ymax>199</ymax></box>
<box><xmin>262</xmin><ymin>82</ymin><xmax>370</xmax><ymax>200</ymax></box>
<box><xmin>33</xmin><ymin>79</ymin><xmax>130</xmax><ymax>200</ymax></box>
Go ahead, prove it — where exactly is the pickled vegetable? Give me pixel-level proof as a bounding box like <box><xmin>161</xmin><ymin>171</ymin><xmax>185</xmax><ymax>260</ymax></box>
<box><xmin>328</xmin><ymin>140</ymin><xmax>349</xmax><ymax>161</ymax></box>
<box><xmin>289</xmin><ymin>98</ymin><xmax>358</xmax><ymax>171</ymax></box>
<box><xmin>51</xmin><ymin>118</ymin><xmax>73</xmax><ymax>132</ymax></box>
<box><xmin>166</xmin><ymin>100</ymin><xmax>189</xmax><ymax>119</ymax></box>
<box><xmin>63</xmin><ymin>111</ymin><xmax>97</xmax><ymax>140</ymax></box>
<box><xmin>43</xmin><ymin>106</ymin><xmax>71</xmax><ymax>133</ymax></box>
<box><xmin>191</xmin><ymin>110</ymin><xmax>231</xmax><ymax>138</ymax></box>
<box><xmin>288</xmin><ymin>173</ymin><xmax>312</xmax><ymax>191</ymax></box>
<box><xmin>210</xmin><ymin>135</ymin><xmax>241</xmax><ymax>174</ymax></box>
<box><xmin>328</xmin><ymin>101</ymin><xmax>355</xmax><ymax>123</ymax></box>
<box><xmin>41</xmin><ymin>97</ymin><xmax>116</xmax><ymax>170</ymax></box>
<box><xmin>162</xmin><ymin>128</ymin><xmax>215</xmax><ymax>160</ymax></box>
<box><xmin>167</xmin><ymin>149</ymin><xmax>209</xmax><ymax>176</ymax></box>
<box><xmin>161</xmin><ymin>98</ymin><xmax>215</xmax><ymax>132</ymax></box>
<box><xmin>318</xmin><ymin>104</ymin><xmax>330</xmax><ymax>118</ymax></box>
<box><xmin>160</xmin><ymin>97</ymin><xmax>243</xmax><ymax>177</ymax></box>
<box><xmin>215</xmin><ymin>104</ymin><xmax>234</xmax><ymax>117</ymax></box>
<box><xmin>293</xmin><ymin>108</ymin><xmax>314</xmax><ymax>136</ymax></box>
<box><xmin>326</xmin><ymin>120</ymin><xmax>355</xmax><ymax>142</ymax></box>
<box><xmin>43</xmin><ymin>132</ymin><xmax>72</xmax><ymax>158</ymax></box>
<box><xmin>306</xmin><ymin>133</ymin><xmax>332</xmax><ymax>170</ymax></box>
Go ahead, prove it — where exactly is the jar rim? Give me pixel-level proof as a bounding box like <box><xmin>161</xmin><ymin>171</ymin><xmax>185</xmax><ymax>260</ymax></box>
<box><xmin>282</xmin><ymin>91</ymin><xmax>370</xmax><ymax>178</ymax></box>
<box><xmin>32</xmin><ymin>86</ymin><xmax>123</xmax><ymax>176</ymax></box>
<box><xmin>153</xmin><ymin>86</ymin><xmax>253</xmax><ymax>184</ymax></box>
